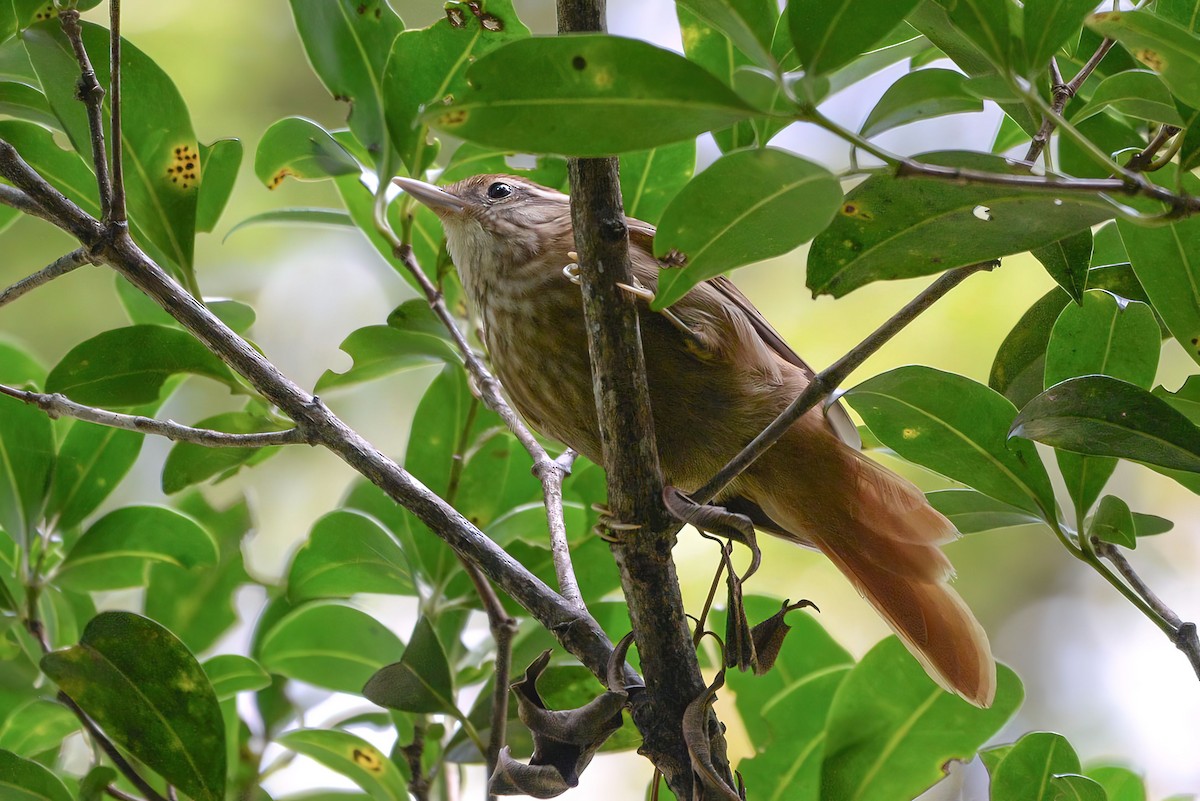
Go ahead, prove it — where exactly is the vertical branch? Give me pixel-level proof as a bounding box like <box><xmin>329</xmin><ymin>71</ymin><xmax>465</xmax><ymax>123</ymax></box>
<box><xmin>109</xmin><ymin>0</ymin><xmax>126</xmax><ymax>222</ymax></box>
<box><xmin>58</xmin><ymin>9</ymin><xmax>112</xmax><ymax>219</ymax></box>
<box><xmin>556</xmin><ymin>2</ymin><xmax>729</xmax><ymax>796</ymax></box>
<box><xmin>464</xmin><ymin>563</ymin><xmax>518</xmax><ymax>801</ymax></box>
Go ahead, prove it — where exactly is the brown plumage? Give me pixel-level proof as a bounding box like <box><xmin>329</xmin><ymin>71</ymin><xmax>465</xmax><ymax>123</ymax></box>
<box><xmin>395</xmin><ymin>173</ymin><xmax>997</xmax><ymax>707</ymax></box>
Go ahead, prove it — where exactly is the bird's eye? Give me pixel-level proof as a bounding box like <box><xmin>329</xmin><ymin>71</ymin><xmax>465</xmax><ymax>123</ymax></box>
<box><xmin>486</xmin><ymin>182</ymin><xmax>513</xmax><ymax>200</ymax></box>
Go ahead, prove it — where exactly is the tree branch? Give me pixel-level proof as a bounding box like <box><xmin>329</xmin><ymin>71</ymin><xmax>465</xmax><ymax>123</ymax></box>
<box><xmin>0</xmin><ymin>183</ymin><xmax>57</xmax><ymax>224</ymax></box>
<box><xmin>0</xmin><ymin>248</ymin><xmax>94</xmax><ymax>309</ymax></box>
<box><xmin>0</xmin><ymin>384</ymin><xmax>310</xmax><ymax>447</ymax></box>
<box><xmin>556</xmin><ymin>2</ymin><xmax>730</xmax><ymax>797</ymax></box>
<box><xmin>108</xmin><ymin>0</ymin><xmax>126</xmax><ymax>223</ymax></box>
<box><xmin>59</xmin><ymin>9</ymin><xmax>113</xmax><ymax>221</ymax></box>
<box><xmin>463</xmin><ymin>561</ymin><xmax>518</xmax><ymax>801</ymax></box>
<box><xmin>1024</xmin><ymin>39</ymin><xmax>1114</xmax><ymax>165</ymax></box>
<box><xmin>695</xmin><ymin>260</ymin><xmax>996</xmax><ymax>505</ymax></box>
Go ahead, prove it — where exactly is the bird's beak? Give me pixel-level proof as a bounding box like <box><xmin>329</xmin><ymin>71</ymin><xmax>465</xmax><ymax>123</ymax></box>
<box><xmin>392</xmin><ymin>177</ymin><xmax>466</xmax><ymax>214</ymax></box>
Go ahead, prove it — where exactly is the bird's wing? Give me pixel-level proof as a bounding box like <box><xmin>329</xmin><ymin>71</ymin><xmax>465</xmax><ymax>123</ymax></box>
<box><xmin>628</xmin><ymin>218</ymin><xmax>862</xmax><ymax>450</ymax></box>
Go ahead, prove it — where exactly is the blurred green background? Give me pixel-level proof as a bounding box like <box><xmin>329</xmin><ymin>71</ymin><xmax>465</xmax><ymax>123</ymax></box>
<box><xmin>1</xmin><ymin>1</ymin><xmax>1197</xmax><ymax>798</ymax></box>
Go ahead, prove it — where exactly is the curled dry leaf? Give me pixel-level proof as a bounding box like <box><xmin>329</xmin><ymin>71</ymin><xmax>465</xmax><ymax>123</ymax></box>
<box><xmin>682</xmin><ymin>669</ymin><xmax>741</xmax><ymax>801</ymax></box>
<box><xmin>748</xmin><ymin>598</ymin><xmax>819</xmax><ymax>676</ymax></box>
<box><xmin>489</xmin><ymin>634</ymin><xmax>638</xmax><ymax>798</ymax></box>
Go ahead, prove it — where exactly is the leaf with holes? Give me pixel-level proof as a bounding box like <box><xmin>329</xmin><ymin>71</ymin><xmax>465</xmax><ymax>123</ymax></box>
<box><xmin>845</xmin><ymin>366</ymin><xmax>1055</xmax><ymax>514</ymax></box>
<box><xmin>363</xmin><ymin>616</ymin><xmax>455</xmax><ymax>714</ymax></box>
<box><xmin>1088</xmin><ymin>10</ymin><xmax>1200</xmax><ymax>109</ymax></box>
<box><xmin>653</xmin><ymin>148</ymin><xmax>842</xmax><ymax>309</ymax></box>
<box><xmin>40</xmin><ymin>612</ymin><xmax>225</xmax><ymax>801</ymax></box>
<box><xmin>808</xmin><ymin>151</ymin><xmax>1116</xmax><ymax>297</ymax></box>
<box><xmin>277</xmin><ymin>729</ymin><xmax>407</xmax><ymax>801</ymax></box>
<box><xmin>55</xmin><ymin>505</ymin><xmax>219</xmax><ymax>592</ymax></box>
<box><xmin>45</xmin><ymin>325</ymin><xmax>237</xmax><ymax>406</ymax></box>
<box><xmin>288</xmin><ymin>510</ymin><xmax>416</xmax><ymax>600</ymax></box>
<box><xmin>288</xmin><ymin>0</ymin><xmax>404</xmax><ymax>163</ymax></box>
<box><xmin>316</xmin><ymin>302</ymin><xmax>458</xmax><ymax>392</ymax></box>
<box><xmin>860</xmin><ymin>68</ymin><xmax>982</xmax><ymax>138</ymax></box>
<box><xmin>1012</xmin><ymin>375</ymin><xmax>1200</xmax><ymax>473</ymax></box>
<box><xmin>258</xmin><ymin>601</ymin><xmax>404</xmax><ymax>694</ymax></box>
<box><xmin>788</xmin><ymin>0</ymin><xmax>922</xmax><ymax>76</ymax></box>
<box><xmin>255</xmin><ymin>117</ymin><xmax>361</xmax><ymax>189</ymax></box>
<box><xmin>821</xmin><ymin>637</ymin><xmax>1022</xmax><ymax>801</ymax></box>
<box><xmin>425</xmin><ymin>35</ymin><xmax>759</xmax><ymax>156</ymax></box>
<box><xmin>1044</xmin><ymin>291</ymin><xmax>1160</xmax><ymax>518</ymax></box>
<box><xmin>383</xmin><ymin>0</ymin><xmax>528</xmax><ymax>174</ymax></box>
<box><xmin>24</xmin><ymin>21</ymin><xmax>200</xmax><ymax>274</ymax></box>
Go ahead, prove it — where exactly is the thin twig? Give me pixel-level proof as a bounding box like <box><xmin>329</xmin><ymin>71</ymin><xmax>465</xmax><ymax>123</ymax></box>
<box><xmin>0</xmin><ymin>248</ymin><xmax>94</xmax><ymax>309</ymax></box>
<box><xmin>464</xmin><ymin>561</ymin><xmax>518</xmax><ymax>800</ymax></box>
<box><xmin>695</xmin><ymin>261</ymin><xmax>996</xmax><ymax>504</ymax></box>
<box><xmin>0</xmin><ymin>183</ymin><xmax>57</xmax><ymax>224</ymax></box>
<box><xmin>102</xmin><ymin>786</ymin><xmax>141</xmax><ymax>801</ymax></box>
<box><xmin>1095</xmin><ymin>541</ymin><xmax>1200</xmax><ymax>679</ymax></box>
<box><xmin>58</xmin><ymin>9</ymin><xmax>112</xmax><ymax>220</ymax></box>
<box><xmin>108</xmin><ymin>0</ymin><xmax>126</xmax><ymax>222</ymax></box>
<box><xmin>0</xmin><ymin>139</ymin><xmax>107</xmax><ymax>242</ymax></box>
<box><xmin>0</xmin><ymin>384</ymin><xmax>310</xmax><ymax>447</ymax></box>
<box><xmin>398</xmin><ymin>720</ymin><xmax>431</xmax><ymax>801</ymax></box>
<box><xmin>1128</xmin><ymin>125</ymin><xmax>1181</xmax><ymax>174</ymax></box>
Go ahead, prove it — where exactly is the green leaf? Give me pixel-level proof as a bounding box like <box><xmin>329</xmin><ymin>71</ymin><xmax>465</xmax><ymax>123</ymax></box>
<box><xmin>258</xmin><ymin>601</ymin><xmax>404</xmax><ymax>694</ymax></box>
<box><xmin>1051</xmin><ymin>775</ymin><xmax>1109</xmax><ymax>801</ymax></box>
<box><xmin>255</xmin><ymin>116</ymin><xmax>361</xmax><ymax>189</ymax></box>
<box><xmin>0</xmin><ymin>119</ymin><xmax>99</xmax><ymax>216</ymax></box>
<box><xmin>1117</xmin><ymin>168</ymin><xmax>1200</xmax><ymax>368</ymax></box>
<box><xmin>988</xmin><ymin>731</ymin><xmax>1081</xmax><ymax>801</ymax></box>
<box><xmin>40</xmin><ymin>611</ymin><xmax>225</xmax><ymax>801</ymax></box>
<box><xmin>925</xmin><ymin>489</ymin><xmax>1043</xmax><ymax>534</ymax></box>
<box><xmin>788</xmin><ymin>0</ymin><xmax>922</xmax><ymax>76</ymax></box>
<box><xmin>486</xmin><ymin>501</ymin><xmax>589</xmax><ymax>547</ymax></box>
<box><xmin>1089</xmin><ymin>494</ymin><xmax>1136</xmax><ymax>548</ymax></box>
<box><xmin>619</xmin><ymin>141</ymin><xmax>696</xmax><ymax>226</ymax></box>
<box><xmin>807</xmin><ymin>151</ymin><xmax>1115</xmax><ymax>297</ymax></box>
<box><xmin>1024</xmin><ymin>0</ymin><xmax>1108</xmax><ymax>72</ymax></box>
<box><xmin>316</xmin><ymin>301</ymin><xmax>458</xmax><ymax>392</ymax></box>
<box><xmin>287</xmin><ymin>510</ymin><xmax>415</xmax><ymax>601</ymax></box>
<box><xmin>679</xmin><ymin>0</ymin><xmax>777</xmax><ymax>68</ymax></box>
<box><xmin>382</xmin><ymin>0</ymin><xmax>529</xmax><ymax>174</ymax></box>
<box><xmin>989</xmin><ymin>263</ymin><xmax>1152</xmax><ymax>408</ymax></box>
<box><xmin>276</xmin><ymin>729</ymin><xmax>407</xmax><ymax>801</ymax></box>
<box><xmin>161</xmin><ymin>411</ymin><xmax>288</xmax><ymax>494</ymax></box>
<box><xmin>859</xmin><ymin>68</ymin><xmax>982</xmax><ymax>138</ymax></box>
<box><xmin>287</xmin><ymin>0</ymin><xmax>404</xmax><ymax>163</ymax></box>
<box><xmin>45</xmin><ymin>325</ymin><xmax>237</xmax><ymax>406</ymax></box>
<box><xmin>677</xmin><ymin>7</ymin><xmax>762</xmax><ymax>153</ymax></box>
<box><xmin>145</xmin><ymin>493</ymin><xmax>252</xmax><ymax>654</ymax></box>
<box><xmin>1011</xmin><ymin>375</ymin><xmax>1200</xmax><ymax>473</ymax></box>
<box><xmin>209</xmin><ymin>299</ymin><xmax>257</xmax><ymax>335</ymax></box>
<box><xmin>1087</xmin><ymin>10</ymin><xmax>1200</xmax><ymax>109</ymax></box>
<box><xmin>24</xmin><ymin>21</ymin><xmax>201</xmax><ymax>274</ymax></box>
<box><xmin>932</xmin><ymin>0</ymin><xmax>1013</xmax><ymax>71</ymax></box>
<box><xmin>363</xmin><ymin>617</ymin><xmax>455</xmax><ymax>714</ymax></box>
<box><xmin>820</xmin><ymin>637</ymin><xmax>1022</xmax><ymax>801</ymax></box>
<box><xmin>0</xmin><ymin>699</ymin><xmax>79</xmax><ymax>758</ymax></box>
<box><xmin>196</xmin><ymin>138</ymin><xmax>243</xmax><ymax>233</ymax></box>
<box><xmin>1074</xmin><ymin>69</ymin><xmax>1185</xmax><ymax>125</ymax></box>
<box><xmin>203</xmin><ymin>655</ymin><xmax>271</xmax><ymax>701</ymax></box>
<box><xmin>1085</xmin><ymin>765</ymin><xmax>1147</xmax><ymax>801</ymax></box>
<box><xmin>224</xmin><ymin>207</ymin><xmax>354</xmax><ymax>241</ymax></box>
<box><xmin>653</xmin><ymin>148</ymin><xmax>841</xmax><ymax>309</ymax></box>
<box><xmin>0</xmin><ymin>388</ymin><xmax>53</xmax><ymax>546</ymax></box>
<box><xmin>1031</xmin><ymin>229</ymin><xmax>1091</xmax><ymax>304</ymax></box>
<box><xmin>0</xmin><ymin>78</ymin><xmax>57</xmax><ymax>128</ymax></box>
<box><xmin>0</xmin><ymin>748</ymin><xmax>73</xmax><ymax>801</ymax></box>
<box><xmin>46</xmin><ymin>422</ymin><xmax>143</xmax><ymax>530</ymax></box>
<box><xmin>1132</xmin><ymin>512</ymin><xmax>1174</xmax><ymax>537</ymax></box>
<box><xmin>1044</xmin><ymin>291</ymin><xmax>1160</xmax><ymax>518</ymax></box>
<box><xmin>426</xmin><ymin>35</ymin><xmax>758</xmax><ymax>156</ymax></box>
<box><xmin>844</xmin><ymin>366</ymin><xmax>1055</xmax><ymax>514</ymax></box>
<box><xmin>55</xmin><ymin>505</ymin><xmax>219</xmax><ymax>592</ymax></box>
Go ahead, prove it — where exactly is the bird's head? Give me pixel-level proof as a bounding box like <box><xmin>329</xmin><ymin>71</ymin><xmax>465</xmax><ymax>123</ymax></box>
<box><xmin>393</xmin><ymin>174</ymin><xmax>572</xmax><ymax>284</ymax></box>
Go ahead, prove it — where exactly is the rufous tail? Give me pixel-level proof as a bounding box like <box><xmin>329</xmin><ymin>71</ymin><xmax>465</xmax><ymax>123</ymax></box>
<box><xmin>750</xmin><ymin>427</ymin><xmax>997</xmax><ymax>707</ymax></box>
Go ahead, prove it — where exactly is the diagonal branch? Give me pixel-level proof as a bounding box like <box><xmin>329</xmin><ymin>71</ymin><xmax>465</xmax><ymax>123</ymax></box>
<box><xmin>1024</xmin><ymin>39</ymin><xmax>1114</xmax><ymax>165</ymax></box>
<box><xmin>58</xmin><ymin>9</ymin><xmax>113</xmax><ymax>221</ymax></box>
<box><xmin>695</xmin><ymin>260</ymin><xmax>996</xmax><ymax>505</ymax></box>
<box><xmin>0</xmin><ymin>248</ymin><xmax>95</xmax><ymax>309</ymax></box>
<box><xmin>0</xmin><ymin>183</ymin><xmax>57</xmax><ymax>224</ymax></box>
<box><xmin>0</xmin><ymin>384</ymin><xmax>311</xmax><ymax>447</ymax></box>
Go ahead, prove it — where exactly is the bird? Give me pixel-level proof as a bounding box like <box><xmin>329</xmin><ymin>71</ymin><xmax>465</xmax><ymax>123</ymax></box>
<box><xmin>394</xmin><ymin>173</ymin><xmax>997</xmax><ymax>708</ymax></box>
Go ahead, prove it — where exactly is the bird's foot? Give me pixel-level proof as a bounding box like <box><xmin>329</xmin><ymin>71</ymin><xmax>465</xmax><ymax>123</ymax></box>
<box><xmin>591</xmin><ymin>503</ymin><xmax>641</xmax><ymax>543</ymax></box>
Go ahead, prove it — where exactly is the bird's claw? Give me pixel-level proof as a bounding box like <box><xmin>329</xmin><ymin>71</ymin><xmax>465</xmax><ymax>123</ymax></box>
<box><xmin>591</xmin><ymin>503</ymin><xmax>641</xmax><ymax>543</ymax></box>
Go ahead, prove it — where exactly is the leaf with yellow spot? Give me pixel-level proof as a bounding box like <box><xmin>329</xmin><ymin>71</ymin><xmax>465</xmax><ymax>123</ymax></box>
<box><xmin>1087</xmin><ymin>10</ymin><xmax>1200</xmax><ymax>109</ymax></box>
<box><xmin>40</xmin><ymin>612</ymin><xmax>225</xmax><ymax>801</ymax></box>
<box><xmin>278</xmin><ymin>729</ymin><xmax>408</xmax><ymax>801</ymax></box>
<box><xmin>255</xmin><ymin>117</ymin><xmax>361</xmax><ymax>188</ymax></box>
